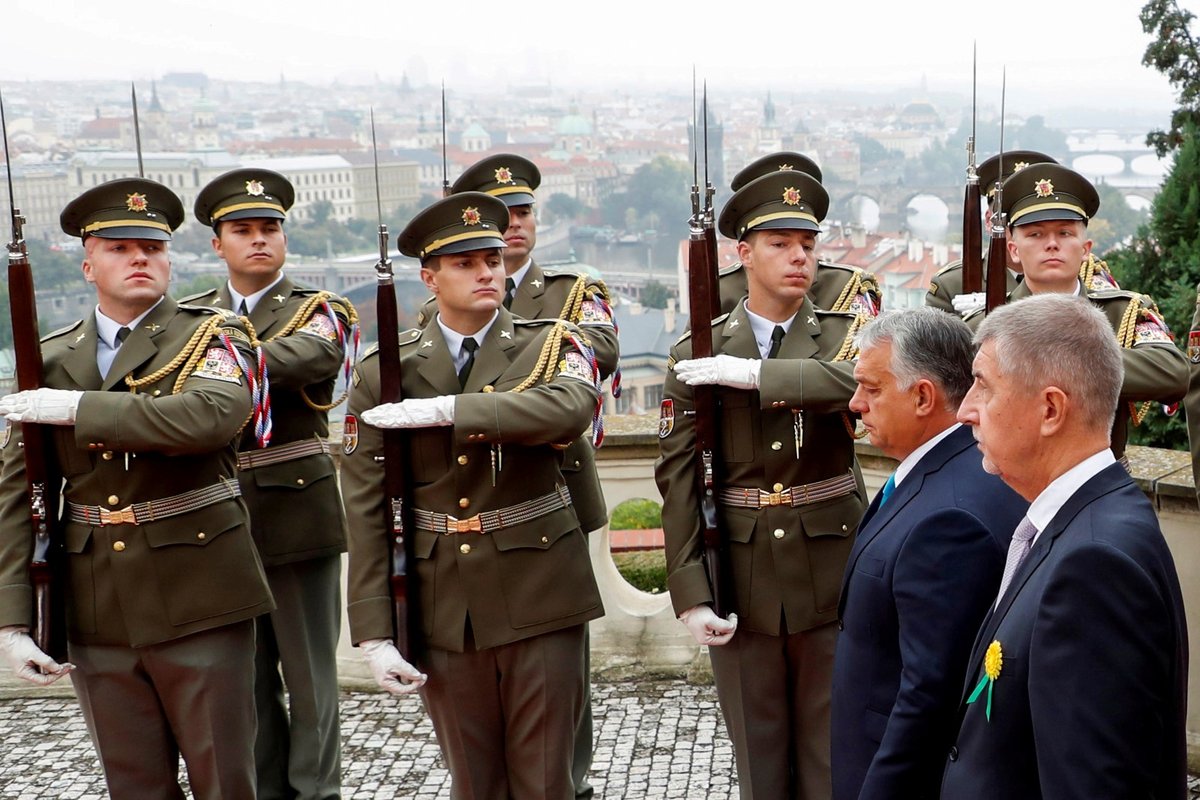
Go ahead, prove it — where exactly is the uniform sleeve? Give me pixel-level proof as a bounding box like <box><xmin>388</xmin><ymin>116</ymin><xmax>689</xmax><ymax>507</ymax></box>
<box><xmin>577</xmin><ymin>278</ymin><xmax>620</xmax><ymax>380</ymax></box>
<box><xmin>257</xmin><ymin>297</ymin><xmax>353</xmax><ymax>390</ymax></box>
<box><xmin>0</xmin><ymin>424</ymin><xmax>34</xmax><ymax>628</ymax></box>
<box><xmin>757</xmin><ymin>356</ymin><xmax>858</xmax><ymax>412</ymax></box>
<box><xmin>73</xmin><ymin>317</ymin><xmax>255</xmax><ymax>456</ymax></box>
<box><xmin>340</xmin><ymin>360</ymin><xmax>396</xmax><ymax>645</ymax></box>
<box><xmin>925</xmin><ymin>279</ymin><xmax>956</xmax><ymax>313</ymax></box>
<box><xmin>653</xmin><ymin>346</ymin><xmax>713</xmax><ymax>615</ymax></box>
<box><xmin>1120</xmin><ymin>296</ymin><xmax>1187</xmax><ymax>403</ymax></box>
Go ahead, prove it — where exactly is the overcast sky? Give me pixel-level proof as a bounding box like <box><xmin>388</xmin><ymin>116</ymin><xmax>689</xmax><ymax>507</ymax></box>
<box><xmin>7</xmin><ymin>0</ymin><xmax>1191</xmax><ymax>114</ymax></box>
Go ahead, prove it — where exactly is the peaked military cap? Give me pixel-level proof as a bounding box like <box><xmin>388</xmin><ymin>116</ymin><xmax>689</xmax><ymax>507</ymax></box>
<box><xmin>60</xmin><ymin>178</ymin><xmax>184</xmax><ymax>241</ymax></box>
<box><xmin>718</xmin><ymin>170</ymin><xmax>829</xmax><ymax>240</ymax></box>
<box><xmin>730</xmin><ymin>151</ymin><xmax>823</xmax><ymax>191</ymax></box>
<box><xmin>451</xmin><ymin>154</ymin><xmax>541</xmax><ymax>207</ymax></box>
<box><xmin>978</xmin><ymin>150</ymin><xmax>1056</xmax><ymax>198</ymax></box>
<box><xmin>193</xmin><ymin>168</ymin><xmax>295</xmax><ymax>229</ymax></box>
<box><xmin>1001</xmin><ymin>163</ymin><xmax>1100</xmax><ymax>227</ymax></box>
<box><xmin>398</xmin><ymin>192</ymin><xmax>509</xmax><ymax>259</ymax></box>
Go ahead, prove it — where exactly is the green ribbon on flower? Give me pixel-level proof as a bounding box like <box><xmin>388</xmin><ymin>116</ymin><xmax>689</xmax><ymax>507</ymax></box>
<box><xmin>966</xmin><ymin>672</ymin><xmax>994</xmax><ymax>721</ymax></box>
<box><xmin>966</xmin><ymin>639</ymin><xmax>1003</xmax><ymax>721</ymax></box>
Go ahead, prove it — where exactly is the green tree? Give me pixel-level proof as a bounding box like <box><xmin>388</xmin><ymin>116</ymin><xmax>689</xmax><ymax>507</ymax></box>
<box><xmin>641</xmin><ymin>280</ymin><xmax>669</xmax><ymax>309</ymax></box>
<box><xmin>546</xmin><ymin>192</ymin><xmax>583</xmax><ymax>223</ymax></box>
<box><xmin>1091</xmin><ymin>182</ymin><xmax>1149</xmax><ymax>253</ymax></box>
<box><xmin>1142</xmin><ymin>0</ymin><xmax>1200</xmax><ymax>155</ymax></box>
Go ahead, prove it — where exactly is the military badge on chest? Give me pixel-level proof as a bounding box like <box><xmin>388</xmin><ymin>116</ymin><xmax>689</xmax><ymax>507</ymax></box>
<box><xmin>659</xmin><ymin>399</ymin><xmax>674</xmax><ymax>438</ymax></box>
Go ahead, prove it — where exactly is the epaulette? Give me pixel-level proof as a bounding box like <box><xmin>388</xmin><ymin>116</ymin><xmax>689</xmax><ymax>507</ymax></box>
<box><xmin>541</xmin><ymin>267</ymin><xmax>592</xmax><ymax>281</ymax></box>
<box><xmin>814</xmin><ymin>307</ymin><xmax>859</xmax><ymax>318</ymax></box>
<box><xmin>817</xmin><ymin>260</ymin><xmax>863</xmax><ymax>274</ymax></box>
<box><xmin>933</xmin><ymin>259</ymin><xmax>965</xmax><ymax>278</ymax></box>
<box><xmin>361</xmin><ymin>328</ymin><xmax>422</xmax><ymax>361</ymax></box>
<box><xmin>718</xmin><ymin>262</ymin><xmax>745</xmax><ymax>277</ymax></box>
<box><xmin>177</xmin><ymin>302</ymin><xmax>227</xmax><ymax>315</ymax></box>
<box><xmin>178</xmin><ymin>288</ymin><xmax>219</xmax><ymax>304</ymax></box>
<box><xmin>360</xmin><ymin>343</ymin><xmax>380</xmax><ymax>360</ymax></box>
<box><xmin>41</xmin><ymin>319</ymin><xmax>83</xmax><ymax>343</ymax></box>
<box><xmin>1087</xmin><ymin>287</ymin><xmax>1146</xmax><ymax>304</ymax></box>
<box><xmin>513</xmin><ymin>317</ymin><xmax>563</xmax><ymax>328</ymax></box>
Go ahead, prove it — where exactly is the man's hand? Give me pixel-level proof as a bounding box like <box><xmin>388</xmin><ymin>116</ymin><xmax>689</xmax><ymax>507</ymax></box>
<box><xmin>361</xmin><ymin>396</ymin><xmax>455</xmax><ymax>429</ymax></box>
<box><xmin>0</xmin><ymin>389</ymin><xmax>84</xmax><ymax>425</ymax></box>
<box><xmin>673</xmin><ymin>355</ymin><xmax>761</xmax><ymax>390</ymax></box>
<box><xmin>951</xmin><ymin>292</ymin><xmax>985</xmax><ymax>317</ymax></box>
<box><xmin>678</xmin><ymin>605</ymin><xmax>738</xmax><ymax>646</ymax></box>
<box><xmin>360</xmin><ymin>638</ymin><xmax>428</xmax><ymax>695</ymax></box>
<box><xmin>0</xmin><ymin>626</ymin><xmax>73</xmax><ymax>685</ymax></box>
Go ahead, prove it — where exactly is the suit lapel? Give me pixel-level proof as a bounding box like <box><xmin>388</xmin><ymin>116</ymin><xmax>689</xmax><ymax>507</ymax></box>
<box><xmin>719</xmin><ymin>303</ymin><xmax>761</xmax><ymax>359</ymax></box>
<box><xmin>511</xmin><ymin>261</ymin><xmax>546</xmax><ymax>318</ymax></box>
<box><xmin>414</xmin><ymin>321</ymin><xmax>461</xmax><ymax>396</ymax></box>
<box><xmin>777</xmin><ymin>298</ymin><xmax>820</xmax><ymax>361</ymax></box>
<box><xmin>61</xmin><ymin>317</ymin><xmax>103</xmax><ymax>389</ymax></box>
<box><xmin>253</xmin><ymin>276</ymin><xmax>294</xmax><ymax>337</ymax></box>
<box><xmin>101</xmin><ymin>298</ymin><xmax>177</xmax><ymax>391</ymax></box>
<box><xmin>464</xmin><ymin>311</ymin><xmax>519</xmax><ymax>393</ymax></box>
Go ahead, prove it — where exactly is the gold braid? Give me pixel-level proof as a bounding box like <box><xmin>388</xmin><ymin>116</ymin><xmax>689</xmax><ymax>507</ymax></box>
<box><xmin>511</xmin><ymin>321</ymin><xmax>573</xmax><ymax>393</ymax></box>
<box><xmin>831</xmin><ymin>313</ymin><xmax>871</xmax><ymax>439</ymax></box>
<box><xmin>1115</xmin><ymin>296</ymin><xmax>1154</xmax><ymax>426</ymax></box>
<box><xmin>554</xmin><ymin>274</ymin><xmax>606</xmax><ymax>350</ymax></box>
<box><xmin>830</xmin><ymin>271</ymin><xmax>861</xmax><ymax>313</ymax></box>
<box><xmin>266</xmin><ymin>291</ymin><xmax>360</xmax><ymax>412</ymax></box>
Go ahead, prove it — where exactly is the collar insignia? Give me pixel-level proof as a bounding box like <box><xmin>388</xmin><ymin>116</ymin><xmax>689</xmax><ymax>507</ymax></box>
<box><xmin>273</xmin><ymin>294</ymin><xmax>286</xmax><ymax>303</ymax></box>
<box><xmin>500</xmin><ymin>330</ymin><xmax>513</xmax><ymax>339</ymax></box>
<box><xmin>422</xmin><ymin>340</ymin><xmax>434</xmax><ymax>348</ymax></box>
<box><xmin>146</xmin><ymin>323</ymin><xmax>161</xmax><ymax>332</ymax></box>
<box><xmin>531</xmin><ymin>279</ymin><xmax>542</xmax><ymax>288</ymax></box>
<box><xmin>75</xmin><ymin>332</ymin><xmax>87</xmax><ymax>343</ymax></box>
<box><xmin>125</xmin><ymin>193</ymin><xmax>148</xmax><ymax>212</ymax></box>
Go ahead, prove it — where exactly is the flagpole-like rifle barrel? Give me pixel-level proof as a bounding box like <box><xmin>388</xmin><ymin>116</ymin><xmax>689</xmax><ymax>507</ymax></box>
<box><xmin>131</xmin><ymin>83</ymin><xmax>145</xmax><ymax>178</ymax></box>
<box><xmin>440</xmin><ymin>84</ymin><xmax>450</xmax><ymax>198</ymax></box>
<box><xmin>984</xmin><ymin>68</ymin><xmax>1009</xmax><ymax>314</ymax></box>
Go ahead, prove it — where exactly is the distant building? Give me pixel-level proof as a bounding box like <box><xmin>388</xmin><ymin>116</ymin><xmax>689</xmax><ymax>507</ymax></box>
<box><xmin>341</xmin><ymin>152</ymin><xmax>422</xmax><ymax>221</ymax></box>
<box><xmin>605</xmin><ymin>301</ymin><xmax>687</xmax><ymax>416</ymax></box>
<box><xmin>240</xmin><ymin>154</ymin><xmax>356</xmax><ymax>222</ymax></box>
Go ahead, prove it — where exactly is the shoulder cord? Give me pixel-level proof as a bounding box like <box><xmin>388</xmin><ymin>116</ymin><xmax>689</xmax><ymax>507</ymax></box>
<box><xmin>1116</xmin><ymin>297</ymin><xmax>1154</xmax><ymax>426</ymax></box>
<box><xmin>832</xmin><ymin>313</ymin><xmax>871</xmax><ymax>440</ymax></box>
<box><xmin>266</xmin><ymin>291</ymin><xmax>362</xmax><ymax>413</ymax></box>
<box><xmin>554</xmin><ymin>274</ymin><xmax>622</xmax><ymax>399</ymax></box>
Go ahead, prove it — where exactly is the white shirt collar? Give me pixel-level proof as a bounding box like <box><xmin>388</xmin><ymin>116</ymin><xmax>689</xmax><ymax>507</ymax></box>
<box><xmin>508</xmin><ymin>259</ymin><xmax>533</xmax><ymax>289</ymax></box>
<box><xmin>1025</xmin><ymin>449</ymin><xmax>1116</xmax><ymax>545</ymax></box>
<box><xmin>741</xmin><ymin>300</ymin><xmax>797</xmax><ymax>360</ymax></box>
<box><xmin>437</xmin><ymin>311</ymin><xmax>499</xmax><ymax>371</ymax></box>
<box><xmin>228</xmin><ymin>273</ymin><xmax>285</xmax><ymax>315</ymax></box>
<box><xmin>893</xmin><ymin>423</ymin><xmax>962</xmax><ymax>487</ymax></box>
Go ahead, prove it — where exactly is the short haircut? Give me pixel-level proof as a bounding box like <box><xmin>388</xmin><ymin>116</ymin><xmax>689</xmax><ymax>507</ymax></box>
<box><xmin>975</xmin><ymin>294</ymin><xmax>1122</xmax><ymax>430</ymax></box>
<box><xmin>856</xmin><ymin>308</ymin><xmax>975</xmax><ymax>407</ymax></box>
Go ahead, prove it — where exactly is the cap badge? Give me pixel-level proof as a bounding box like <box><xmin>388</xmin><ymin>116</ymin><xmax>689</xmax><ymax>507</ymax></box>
<box><xmin>1013</xmin><ymin>161</ymin><xmax>1029</xmax><ymax>173</ymax></box>
<box><xmin>782</xmin><ymin>187</ymin><xmax>802</xmax><ymax>206</ymax></box>
<box><xmin>125</xmin><ymin>193</ymin><xmax>148</xmax><ymax>213</ymax></box>
<box><xmin>462</xmin><ymin>207</ymin><xmax>481</xmax><ymax>226</ymax></box>
<box><xmin>494</xmin><ymin>166</ymin><xmax>515</xmax><ymax>184</ymax></box>
<box><xmin>245</xmin><ymin>179</ymin><xmax>265</xmax><ymax>196</ymax></box>
<box><xmin>1034</xmin><ymin>178</ymin><xmax>1054</xmax><ymax>198</ymax></box>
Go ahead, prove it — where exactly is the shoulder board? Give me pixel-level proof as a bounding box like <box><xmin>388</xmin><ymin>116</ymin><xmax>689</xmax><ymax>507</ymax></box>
<box><xmin>1087</xmin><ymin>288</ymin><xmax>1144</xmax><ymax>303</ymax></box>
<box><xmin>360</xmin><ymin>343</ymin><xmax>380</xmax><ymax>360</ymax></box>
<box><xmin>718</xmin><ymin>262</ymin><xmax>745</xmax><ymax>277</ymax></box>
<box><xmin>177</xmin><ymin>302</ymin><xmax>226</xmax><ymax>314</ymax></box>
<box><xmin>933</xmin><ymin>259</ymin><xmax>965</xmax><ymax>278</ymax></box>
<box><xmin>41</xmin><ymin>319</ymin><xmax>84</xmax><ymax>343</ymax></box>
<box><xmin>815</xmin><ymin>260</ymin><xmax>862</xmax><ymax>274</ymax></box>
<box><xmin>178</xmin><ymin>288</ymin><xmax>219</xmax><ymax>304</ymax></box>
<box><xmin>399</xmin><ymin>327</ymin><xmax>423</xmax><ymax>346</ymax></box>
<box><xmin>513</xmin><ymin>317</ymin><xmax>562</xmax><ymax>327</ymax></box>
<box><xmin>814</xmin><ymin>308</ymin><xmax>858</xmax><ymax>318</ymax></box>
<box><xmin>290</xmin><ymin>283</ymin><xmax>321</xmax><ymax>296</ymax></box>
<box><xmin>540</xmin><ymin>267</ymin><xmax>589</xmax><ymax>280</ymax></box>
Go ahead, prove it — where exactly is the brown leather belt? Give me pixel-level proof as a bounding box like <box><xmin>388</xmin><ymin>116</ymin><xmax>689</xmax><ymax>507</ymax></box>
<box><xmin>237</xmin><ymin>438</ymin><xmax>331</xmax><ymax>470</ymax></box>
<box><xmin>413</xmin><ymin>486</ymin><xmax>572</xmax><ymax>535</ymax></box>
<box><xmin>718</xmin><ymin>471</ymin><xmax>857</xmax><ymax>509</ymax></box>
<box><xmin>68</xmin><ymin>479</ymin><xmax>241</xmax><ymax>526</ymax></box>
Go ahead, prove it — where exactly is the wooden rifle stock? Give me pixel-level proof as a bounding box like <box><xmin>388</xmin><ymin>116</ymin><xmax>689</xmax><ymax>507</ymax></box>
<box><xmin>961</xmin><ymin>181</ymin><xmax>983</xmax><ymax>294</ymax></box>
<box><xmin>984</xmin><ymin>217</ymin><xmax>1008</xmax><ymax>314</ymax></box>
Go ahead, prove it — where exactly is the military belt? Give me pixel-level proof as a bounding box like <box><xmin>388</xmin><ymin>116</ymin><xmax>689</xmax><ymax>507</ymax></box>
<box><xmin>67</xmin><ymin>479</ymin><xmax>242</xmax><ymax>526</ymax></box>
<box><xmin>413</xmin><ymin>486</ymin><xmax>573</xmax><ymax>535</ymax></box>
<box><xmin>236</xmin><ymin>438</ymin><xmax>331</xmax><ymax>470</ymax></box>
<box><xmin>718</xmin><ymin>471</ymin><xmax>857</xmax><ymax>509</ymax></box>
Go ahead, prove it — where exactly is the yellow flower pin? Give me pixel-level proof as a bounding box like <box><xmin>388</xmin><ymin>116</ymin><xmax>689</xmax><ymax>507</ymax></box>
<box><xmin>967</xmin><ymin>640</ymin><xmax>1003</xmax><ymax>721</ymax></box>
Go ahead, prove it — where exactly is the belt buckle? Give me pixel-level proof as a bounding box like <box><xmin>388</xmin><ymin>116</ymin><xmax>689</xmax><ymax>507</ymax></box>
<box><xmin>98</xmin><ymin>505</ymin><xmax>137</xmax><ymax>526</ymax></box>
<box><xmin>446</xmin><ymin>515</ymin><xmax>483</xmax><ymax>534</ymax></box>
<box><xmin>761</xmin><ymin>490</ymin><xmax>784</xmax><ymax>507</ymax></box>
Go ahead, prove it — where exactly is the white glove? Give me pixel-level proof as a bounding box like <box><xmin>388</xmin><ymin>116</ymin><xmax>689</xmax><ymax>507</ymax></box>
<box><xmin>678</xmin><ymin>605</ymin><xmax>738</xmax><ymax>647</ymax></box>
<box><xmin>0</xmin><ymin>389</ymin><xmax>84</xmax><ymax>425</ymax></box>
<box><xmin>951</xmin><ymin>292</ymin><xmax>985</xmax><ymax>317</ymax></box>
<box><xmin>360</xmin><ymin>638</ymin><xmax>427</xmax><ymax>695</ymax></box>
<box><xmin>0</xmin><ymin>626</ymin><xmax>74</xmax><ymax>685</ymax></box>
<box><xmin>361</xmin><ymin>396</ymin><xmax>456</xmax><ymax>429</ymax></box>
<box><xmin>673</xmin><ymin>355</ymin><xmax>762</xmax><ymax>390</ymax></box>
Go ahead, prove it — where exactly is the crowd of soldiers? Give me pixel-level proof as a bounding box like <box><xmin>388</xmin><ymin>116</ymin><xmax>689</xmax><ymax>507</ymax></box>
<box><xmin>0</xmin><ymin>144</ymin><xmax>1192</xmax><ymax>800</ymax></box>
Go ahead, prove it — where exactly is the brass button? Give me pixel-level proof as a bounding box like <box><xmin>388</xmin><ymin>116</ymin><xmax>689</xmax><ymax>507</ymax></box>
<box><xmin>841</xmin><ymin>524</ymin><xmax>849</xmax><ymax>532</ymax></box>
<box><xmin>296</xmin><ymin>478</ymin><xmax>305</xmax><ymax>486</ymax></box>
<box><xmin>773</xmin><ymin>483</ymin><xmax>784</xmax><ymax>493</ymax></box>
<box><xmin>107</xmin><ymin>495</ymin><xmax>119</xmax><ymax>507</ymax></box>
<box><xmin>458</xmin><ymin>498</ymin><xmax>470</xmax><ymax>509</ymax></box>
<box><xmin>459</xmin><ymin>543</ymin><xmax>471</xmax><ymax>555</ymax></box>
<box><xmin>152</xmin><ymin>389</ymin><xmax>162</xmax><ymax>397</ymax></box>
<box><xmin>541</xmin><ymin>536</ymin><xmax>549</xmax><ymax>544</ymax></box>
<box><xmin>770</xmin><ymin>441</ymin><xmax>782</xmax><ymax>451</ymax></box>
<box><xmin>483</xmin><ymin>385</ymin><xmax>495</xmax><ymax>393</ymax></box>
<box><xmin>457</xmin><ymin>455</ymin><xmax>468</xmax><ymax>465</ymax></box>
<box><xmin>773</xmin><ymin>528</ymin><xmax>785</xmax><ymax>539</ymax></box>
<box><xmin>101</xmin><ymin>451</ymin><xmax>113</xmax><ymax>461</ymax></box>
<box><xmin>574</xmin><ymin>461</ymin><xmax>581</xmax><ymax>468</ymax></box>
<box><xmin>197</xmin><ymin>532</ymin><xmax>206</xmax><ymax>540</ymax></box>
<box><xmin>112</xmin><ymin>541</ymin><xmax>126</xmax><ymax>552</ymax></box>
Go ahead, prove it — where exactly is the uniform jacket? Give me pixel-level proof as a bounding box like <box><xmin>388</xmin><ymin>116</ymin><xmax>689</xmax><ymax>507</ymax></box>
<box><xmin>718</xmin><ymin>260</ymin><xmax>882</xmax><ymax>318</ymax></box>
<box><xmin>0</xmin><ymin>299</ymin><xmax>274</xmax><ymax>648</ymax></box>
<box><xmin>942</xmin><ymin>463</ymin><xmax>1188</xmax><ymax>799</ymax></box>
<box><xmin>965</xmin><ymin>279</ymin><xmax>1188</xmax><ymax>459</ymax></box>
<box><xmin>655</xmin><ymin>298</ymin><xmax>866</xmax><ymax>635</ymax></box>
<box><xmin>924</xmin><ymin>255</ymin><xmax>1018</xmax><ymax>314</ymax></box>
<box><xmin>418</xmin><ymin>260</ymin><xmax>618</xmax><ymax>533</ymax></box>
<box><xmin>182</xmin><ymin>278</ymin><xmax>352</xmax><ymax>566</ymax></box>
<box><xmin>831</xmin><ymin>425</ymin><xmax>1027</xmax><ymax>800</ymax></box>
<box><xmin>1182</xmin><ymin>282</ymin><xmax>1200</xmax><ymax>503</ymax></box>
<box><xmin>342</xmin><ymin>309</ymin><xmax>604</xmax><ymax>653</ymax></box>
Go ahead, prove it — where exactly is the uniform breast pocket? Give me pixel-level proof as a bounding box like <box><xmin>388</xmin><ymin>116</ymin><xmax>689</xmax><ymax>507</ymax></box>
<box><xmin>800</xmin><ymin>493</ymin><xmax>864</xmax><ymax>613</ymax></box>
<box><xmin>718</xmin><ymin>393</ymin><xmax>755</xmax><ymax>462</ymax></box>
<box><xmin>493</xmin><ymin>511</ymin><xmax>599</xmax><ymax>629</ymax></box>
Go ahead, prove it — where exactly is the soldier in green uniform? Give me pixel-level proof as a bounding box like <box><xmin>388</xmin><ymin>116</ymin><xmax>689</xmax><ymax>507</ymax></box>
<box><xmin>927</xmin><ymin>151</ymin><xmax>1121</xmax><ymax>316</ymax></box>
<box><xmin>188</xmin><ymin>168</ymin><xmax>357</xmax><ymax>800</ymax></box>
<box><xmin>656</xmin><ymin>170</ymin><xmax>867</xmax><ymax>799</ymax></box>
<box><xmin>418</xmin><ymin>153</ymin><xmax>616</xmax><ymax>798</ymax></box>
<box><xmin>343</xmin><ymin>192</ymin><xmax>604</xmax><ymax>799</ymax></box>
<box><xmin>0</xmin><ymin>178</ymin><xmax>274</xmax><ymax>799</ymax></box>
<box><xmin>716</xmin><ymin>152</ymin><xmax>882</xmax><ymax>319</ymax></box>
<box><xmin>963</xmin><ymin>163</ymin><xmax>1186</xmax><ymax>464</ymax></box>
<box><xmin>1184</xmin><ymin>291</ymin><xmax>1200</xmax><ymax>503</ymax></box>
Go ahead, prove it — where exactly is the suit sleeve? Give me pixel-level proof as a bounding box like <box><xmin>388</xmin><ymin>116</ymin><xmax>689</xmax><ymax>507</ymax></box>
<box><xmin>256</xmin><ymin>298</ymin><xmax>352</xmax><ymax>390</ymax></box>
<box><xmin>1028</xmin><ymin>537</ymin><xmax>1178</xmax><ymax>798</ymax></box>
<box><xmin>858</xmin><ymin>508</ymin><xmax>1004</xmax><ymax>800</ymax></box>
<box><xmin>653</xmin><ymin>344</ymin><xmax>712</xmax><ymax>615</ymax></box>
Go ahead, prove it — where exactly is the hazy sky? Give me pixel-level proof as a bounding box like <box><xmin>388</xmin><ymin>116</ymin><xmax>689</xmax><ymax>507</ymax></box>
<box><xmin>8</xmin><ymin>0</ymin><xmax>1191</xmax><ymax>113</ymax></box>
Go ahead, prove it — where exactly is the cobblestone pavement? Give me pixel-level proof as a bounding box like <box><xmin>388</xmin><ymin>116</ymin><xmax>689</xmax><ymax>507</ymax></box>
<box><xmin>0</xmin><ymin>680</ymin><xmax>738</xmax><ymax>799</ymax></box>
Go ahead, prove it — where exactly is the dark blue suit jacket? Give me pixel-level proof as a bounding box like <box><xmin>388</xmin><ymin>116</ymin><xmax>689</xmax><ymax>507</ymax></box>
<box><xmin>941</xmin><ymin>462</ymin><xmax>1188</xmax><ymax>799</ymax></box>
<box><xmin>831</xmin><ymin>425</ymin><xmax>1027</xmax><ymax>800</ymax></box>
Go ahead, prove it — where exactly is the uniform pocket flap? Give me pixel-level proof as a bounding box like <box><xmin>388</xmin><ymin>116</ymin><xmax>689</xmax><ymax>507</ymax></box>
<box><xmin>143</xmin><ymin>500</ymin><xmax>245</xmax><ymax>548</ymax></box>
<box><xmin>64</xmin><ymin>524</ymin><xmax>92</xmax><ymax>554</ymax></box>
<box><xmin>414</xmin><ymin>530</ymin><xmax>438</xmax><ymax>560</ymax></box>
<box><xmin>251</xmin><ymin>455</ymin><xmax>335</xmax><ymax>490</ymax></box>
<box><xmin>721</xmin><ymin>507</ymin><xmax>758</xmax><ymax>544</ymax></box>
<box><xmin>799</xmin><ymin>494</ymin><xmax>862</xmax><ymax>539</ymax></box>
<box><xmin>490</xmin><ymin>507</ymin><xmax>579</xmax><ymax>552</ymax></box>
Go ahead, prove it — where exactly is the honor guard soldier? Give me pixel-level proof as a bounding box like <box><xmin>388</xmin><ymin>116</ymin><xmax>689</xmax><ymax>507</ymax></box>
<box><xmin>716</xmin><ymin>152</ymin><xmax>882</xmax><ymax>319</ymax></box>
<box><xmin>418</xmin><ymin>153</ymin><xmax>617</xmax><ymax>798</ymax></box>
<box><xmin>188</xmin><ymin>168</ymin><xmax>357</xmax><ymax>800</ymax></box>
<box><xmin>928</xmin><ymin>151</ymin><xmax>1121</xmax><ymax>317</ymax></box>
<box><xmin>343</xmin><ymin>192</ymin><xmax>604</xmax><ymax>799</ymax></box>
<box><xmin>1186</xmin><ymin>290</ymin><xmax>1200</xmax><ymax>505</ymax></box>
<box><xmin>657</xmin><ymin>170</ymin><xmax>868</xmax><ymax>799</ymax></box>
<box><xmin>0</xmin><ymin>179</ymin><xmax>274</xmax><ymax>799</ymax></box>
<box><xmin>964</xmin><ymin>163</ymin><xmax>1187</xmax><ymax>465</ymax></box>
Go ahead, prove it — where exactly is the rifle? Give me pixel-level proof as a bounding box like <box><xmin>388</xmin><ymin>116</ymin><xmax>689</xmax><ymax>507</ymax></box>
<box><xmin>371</xmin><ymin>110</ymin><xmax>420</xmax><ymax>663</ymax></box>
<box><xmin>440</xmin><ymin>84</ymin><xmax>450</xmax><ymax>198</ymax></box>
<box><xmin>2</xmin><ymin>91</ymin><xmax>66</xmax><ymax>661</ymax></box>
<box><xmin>688</xmin><ymin>79</ymin><xmax>731</xmax><ymax>617</ymax></box>
<box><xmin>984</xmin><ymin>69</ymin><xmax>1008</xmax><ymax>314</ymax></box>
<box><xmin>131</xmin><ymin>82</ymin><xmax>145</xmax><ymax>178</ymax></box>
<box><xmin>961</xmin><ymin>44</ymin><xmax>982</xmax><ymax>294</ymax></box>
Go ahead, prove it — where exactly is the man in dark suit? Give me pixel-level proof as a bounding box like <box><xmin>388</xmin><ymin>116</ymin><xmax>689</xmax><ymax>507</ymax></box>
<box><xmin>942</xmin><ymin>293</ymin><xmax>1188</xmax><ymax>799</ymax></box>
<box><xmin>831</xmin><ymin>308</ymin><xmax>1027</xmax><ymax>800</ymax></box>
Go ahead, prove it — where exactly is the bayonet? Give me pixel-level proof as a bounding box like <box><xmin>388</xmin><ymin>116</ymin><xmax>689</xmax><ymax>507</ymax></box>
<box><xmin>961</xmin><ymin>43</ymin><xmax>983</xmax><ymax>293</ymax></box>
<box><xmin>131</xmin><ymin>82</ymin><xmax>144</xmax><ymax>178</ymax></box>
<box><xmin>440</xmin><ymin>83</ymin><xmax>450</xmax><ymax>198</ymax></box>
<box><xmin>985</xmin><ymin>68</ymin><xmax>1009</xmax><ymax>314</ymax></box>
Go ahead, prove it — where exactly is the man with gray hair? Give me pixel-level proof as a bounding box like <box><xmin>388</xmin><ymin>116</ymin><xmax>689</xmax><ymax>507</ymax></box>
<box><xmin>942</xmin><ymin>294</ymin><xmax>1187</xmax><ymax>799</ymax></box>
<box><xmin>831</xmin><ymin>308</ymin><xmax>1027</xmax><ymax>800</ymax></box>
